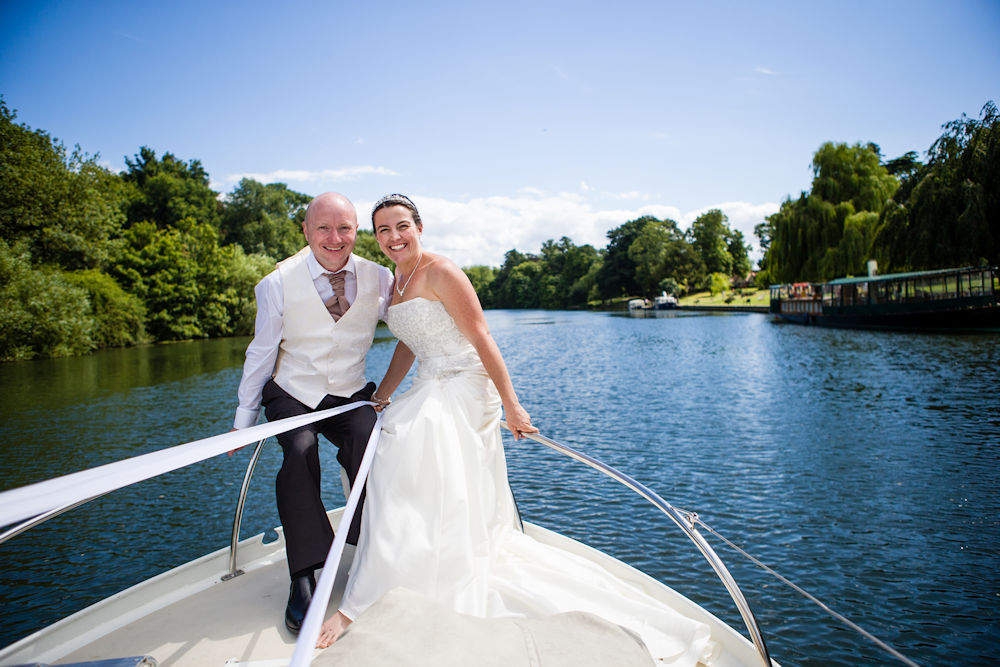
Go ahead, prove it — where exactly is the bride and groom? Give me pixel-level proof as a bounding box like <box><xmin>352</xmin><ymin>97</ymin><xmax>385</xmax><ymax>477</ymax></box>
<box><xmin>234</xmin><ymin>192</ymin><xmax>714</xmax><ymax>664</ymax></box>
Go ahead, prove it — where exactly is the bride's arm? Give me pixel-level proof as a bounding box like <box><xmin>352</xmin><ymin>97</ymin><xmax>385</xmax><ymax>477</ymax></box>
<box><xmin>431</xmin><ymin>259</ymin><xmax>538</xmax><ymax>439</ymax></box>
<box><xmin>373</xmin><ymin>341</ymin><xmax>415</xmax><ymax>406</ymax></box>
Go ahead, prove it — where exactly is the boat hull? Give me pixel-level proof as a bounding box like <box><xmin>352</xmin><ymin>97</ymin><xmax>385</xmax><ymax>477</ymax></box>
<box><xmin>775</xmin><ymin>303</ymin><xmax>1000</xmax><ymax>331</ymax></box>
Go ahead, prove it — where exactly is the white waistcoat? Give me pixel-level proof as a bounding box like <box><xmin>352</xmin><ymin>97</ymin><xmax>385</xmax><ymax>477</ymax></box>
<box><xmin>272</xmin><ymin>249</ymin><xmax>382</xmax><ymax>408</ymax></box>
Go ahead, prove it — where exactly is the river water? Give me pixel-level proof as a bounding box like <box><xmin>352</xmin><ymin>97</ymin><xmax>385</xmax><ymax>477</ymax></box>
<box><xmin>1</xmin><ymin>310</ymin><xmax>998</xmax><ymax>665</ymax></box>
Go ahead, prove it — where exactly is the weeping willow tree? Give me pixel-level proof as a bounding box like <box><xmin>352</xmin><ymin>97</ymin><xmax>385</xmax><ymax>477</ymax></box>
<box><xmin>873</xmin><ymin>101</ymin><xmax>999</xmax><ymax>271</ymax></box>
<box><xmin>757</xmin><ymin>142</ymin><xmax>898</xmax><ymax>284</ymax></box>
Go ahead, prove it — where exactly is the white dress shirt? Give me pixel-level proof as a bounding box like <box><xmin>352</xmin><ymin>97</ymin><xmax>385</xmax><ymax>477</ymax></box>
<box><xmin>233</xmin><ymin>253</ymin><xmax>394</xmax><ymax>429</ymax></box>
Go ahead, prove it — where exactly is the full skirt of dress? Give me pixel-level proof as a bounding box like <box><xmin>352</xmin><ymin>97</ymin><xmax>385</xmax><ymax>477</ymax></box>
<box><xmin>339</xmin><ymin>299</ymin><xmax>715</xmax><ymax>665</ymax></box>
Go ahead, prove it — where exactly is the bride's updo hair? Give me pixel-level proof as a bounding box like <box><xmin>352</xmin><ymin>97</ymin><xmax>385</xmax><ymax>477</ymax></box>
<box><xmin>371</xmin><ymin>193</ymin><xmax>422</xmax><ymax>230</ymax></box>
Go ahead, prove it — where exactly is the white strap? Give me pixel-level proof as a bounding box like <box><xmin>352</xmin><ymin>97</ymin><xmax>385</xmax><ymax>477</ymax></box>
<box><xmin>0</xmin><ymin>402</ymin><xmax>372</xmax><ymax>529</ymax></box>
<box><xmin>289</xmin><ymin>410</ymin><xmax>385</xmax><ymax>666</ymax></box>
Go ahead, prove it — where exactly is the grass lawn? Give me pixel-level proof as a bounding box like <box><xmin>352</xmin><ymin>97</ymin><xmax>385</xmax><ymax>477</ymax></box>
<box><xmin>678</xmin><ymin>288</ymin><xmax>771</xmax><ymax>307</ymax></box>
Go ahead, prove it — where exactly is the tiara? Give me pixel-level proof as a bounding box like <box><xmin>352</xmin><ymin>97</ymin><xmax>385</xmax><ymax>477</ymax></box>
<box><xmin>372</xmin><ymin>193</ymin><xmax>415</xmax><ymax>214</ymax></box>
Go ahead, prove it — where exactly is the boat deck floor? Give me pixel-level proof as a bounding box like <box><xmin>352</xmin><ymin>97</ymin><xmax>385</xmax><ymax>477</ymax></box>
<box><xmin>0</xmin><ymin>515</ymin><xmax>764</xmax><ymax>667</ymax></box>
<box><xmin>62</xmin><ymin>548</ymin><xmax>314</xmax><ymax>666</ymax></box>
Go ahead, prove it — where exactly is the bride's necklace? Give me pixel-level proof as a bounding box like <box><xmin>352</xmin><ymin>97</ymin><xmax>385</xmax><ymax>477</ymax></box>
<box><xmin>395</xmin><ymin>251</ymin><xmax>423</xmax><ymax>297</ymax></box>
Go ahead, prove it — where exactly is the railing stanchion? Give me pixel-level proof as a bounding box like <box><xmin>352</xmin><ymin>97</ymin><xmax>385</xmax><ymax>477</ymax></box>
<box><xmin>224</xmin><ymin>438</ymin><xmax>266</xmax><ymax>580</ymax></box>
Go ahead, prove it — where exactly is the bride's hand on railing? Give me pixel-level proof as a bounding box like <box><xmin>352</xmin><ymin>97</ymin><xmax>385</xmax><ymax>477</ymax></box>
<box><xmin>371</xmin><ymin>395</ymin><xmax>392</xmax><ymax>412</ymax></box>
<box><xmin>504</xmin><ymin>403</ymin><xmax>538</xmax><ymax>440</ymax></box>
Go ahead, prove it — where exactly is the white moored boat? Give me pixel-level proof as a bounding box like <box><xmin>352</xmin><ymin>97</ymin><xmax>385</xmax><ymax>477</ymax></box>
<box><xmin>0</xmin><ymin>406</ymin><xmax>775</xmax><ymax>667</ymax></box>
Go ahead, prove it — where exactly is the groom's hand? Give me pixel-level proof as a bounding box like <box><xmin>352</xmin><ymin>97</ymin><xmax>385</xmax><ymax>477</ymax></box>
<box><xmin>227</xmin><ymin>428</ymin><xmax>246</xmax><ymax>456</ymax></box>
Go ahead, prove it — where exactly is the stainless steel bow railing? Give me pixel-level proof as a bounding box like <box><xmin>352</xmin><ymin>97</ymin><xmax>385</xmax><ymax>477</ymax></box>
<box><xmin>501</xmin><ymin>422</ymin><xmax>774</xmax><ymax>667</ymax></box>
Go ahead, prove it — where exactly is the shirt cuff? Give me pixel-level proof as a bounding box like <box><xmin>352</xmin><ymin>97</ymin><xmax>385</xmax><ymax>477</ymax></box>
<box><xmin>233</xmin><ymin>407</ymin><xmax>261</xmax><ymax>430</ymax></box>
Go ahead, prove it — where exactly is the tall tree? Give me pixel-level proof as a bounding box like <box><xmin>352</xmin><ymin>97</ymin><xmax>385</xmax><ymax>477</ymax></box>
<box><xmin>221</xmin><ymin>178</ymin><xmax>310</xmax><ymax>259</ymax></box>
<box><xmin>688</xmin><ymin>209</ymin><xmax>733</xmax><ymax>276</ymax></box>
<box><xmin>121</xmin><ymin>147</ymin><xmax>222</xmax><ymax>229</ymax></box>
<box><xmin>0</xmin><ymin>98</ymin><xmax>127</xmax><ymax>269</ymax></box>
<box><xmin>726</xmin><ymin>228</ymin><xmax>752</xmax><ymax>280</ymax></box>
<box><xmin>597</xmin><ymin>217</ymin><xmax>649</xmax><ymax>299</ymax></box>
<box><xmin>874</xmin><ymin>101</ymin><xmax>998</xmax><ymax>270</ymax></box>
<box><xmin>540</xmin><ymin>236</ymin><xmax>600</xmax><ymax>307</ymax></box>
<box><xmin>759</xmin><ymin>141</ymin><xmax>897</xmax><ymax>283</ymax></box>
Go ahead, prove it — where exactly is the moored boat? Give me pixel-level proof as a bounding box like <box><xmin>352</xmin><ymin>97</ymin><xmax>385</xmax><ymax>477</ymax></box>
<box><xmin>654</xmin><ymin>293</ymin><xmax>679</xmax><ymax>310</ymax></box>
<box><xmin>769</xmin><ymin>265</ymin><xmax>1000</xmax><ymax>331</ymax></box>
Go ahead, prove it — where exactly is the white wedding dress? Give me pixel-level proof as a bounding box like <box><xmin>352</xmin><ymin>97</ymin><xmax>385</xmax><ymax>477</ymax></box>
<box><xmin>340</xmin><ymin>298</ymin><xmax>716</xmax><ymax>666</ymax></box>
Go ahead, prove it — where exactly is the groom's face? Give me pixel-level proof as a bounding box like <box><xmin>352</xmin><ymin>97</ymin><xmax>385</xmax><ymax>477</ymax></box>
<box><xmin>303</xmin><ymin>203</ymin><xmax>358</xmax><ymax>272</ymax></box>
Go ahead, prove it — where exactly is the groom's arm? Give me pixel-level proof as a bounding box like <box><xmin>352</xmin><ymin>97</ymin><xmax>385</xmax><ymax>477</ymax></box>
<box><xmin>233</xmin><ymin>272</ymin><xmax>283</xmax><ymax>429</ymax></box>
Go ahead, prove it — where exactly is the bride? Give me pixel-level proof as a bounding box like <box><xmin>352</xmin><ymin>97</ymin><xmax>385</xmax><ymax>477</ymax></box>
<box><xmin>316</xmin><ymin>194</ymin><xmax>715</xmax><ymax>665</ymax></box>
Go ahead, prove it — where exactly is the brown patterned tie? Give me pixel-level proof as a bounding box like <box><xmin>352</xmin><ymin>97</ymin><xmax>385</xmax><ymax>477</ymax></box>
<box><xmin>324</xmin><ymin>272</ymin><xmax>351</xmax><ymax>321</ymax></box>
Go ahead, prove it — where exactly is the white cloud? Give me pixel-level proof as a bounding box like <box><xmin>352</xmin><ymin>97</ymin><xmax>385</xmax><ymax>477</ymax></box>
<box><xmin>352</xmin><ymin>191</ymin><xmax>777</xmax><ymax>268</ymax></box>
<box><xmin>753</xmin><ymin>66</ymin><xmax>777</xmax><ymax>75</ymax></box>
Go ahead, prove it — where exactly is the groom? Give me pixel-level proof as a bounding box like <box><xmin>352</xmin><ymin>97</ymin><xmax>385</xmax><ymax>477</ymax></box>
<box><xmin>232</xmin><ymin>192</ymin><xmax>393</xmax><ymax>634</ymax></box>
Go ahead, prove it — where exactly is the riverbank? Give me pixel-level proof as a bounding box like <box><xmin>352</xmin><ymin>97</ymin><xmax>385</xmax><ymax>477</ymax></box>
<box><xmin>595</xmin><ymin>288</ymin><xmax>771</xmax><ymax>313</ymax></box>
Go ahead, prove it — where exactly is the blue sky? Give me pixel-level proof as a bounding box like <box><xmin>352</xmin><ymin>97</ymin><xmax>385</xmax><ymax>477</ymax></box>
<box><xmin>2</xmin><ymin>0</ymin><xmax>998</xmax><ymax>267</ymax></box>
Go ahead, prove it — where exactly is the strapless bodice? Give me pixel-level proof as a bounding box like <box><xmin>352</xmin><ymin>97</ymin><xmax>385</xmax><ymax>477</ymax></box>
<box><xmin>386</xmin><ymin>298</ymin><xmax>482</xmax><ymax>379</ymax></box>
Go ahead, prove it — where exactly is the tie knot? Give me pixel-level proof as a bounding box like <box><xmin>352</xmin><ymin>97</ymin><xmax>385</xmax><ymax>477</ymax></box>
<box><xmin>325</xmin><ymin>271</ymin><xmax>346</xmax><ymax>293</ymax></box>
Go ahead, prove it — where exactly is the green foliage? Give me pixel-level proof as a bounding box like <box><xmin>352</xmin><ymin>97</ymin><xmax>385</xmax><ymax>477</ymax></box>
<box><xmin>221</xmin><ymin>178</ymin><xmax>310</xmax><ymax>259</ymax></box>
<box><xmin>658</xmin><ymin>277</ymin><xmax>681</xmax><ymax>296</ymax></box>
<box><xmin>597</xmin><ymin>217</ymin><xmax>648</xmax><ymax>299</ymax></box>
<box><xmin>0</xmin><ymin>240</ymin><xmax>95</xmax><ymax>360</ymax></box>
<box><xmin>688</xmin><ymin>209</ymin><xmax>733</xmax><ymax>276</ymax></box>
<box><xmin>0</xmin><ymin>98</ymin><xmax>127</xmax><ymax>270</ymax></box>
<box><xmin>539</xmin><ymin>237</ymin><xmax>600</xmax><ymax>308</ymax></box>
<box><xmin>708</xmin><ymin>272</ymin><xmax>731</xmax><ymax>296</ymax></box>
<box><xmin>110</xmin><ymin>218</ymin><xmax>271</xmax><ymax>340</ymax></box>
<box><xmin>484</xmin><ymin>249</ymin><xmax>531</xmax><ymax>308</ymax></box>
<box><xmin>463</xmin><ymin>265</ymin><xmax>498</xmax><ymax>301</ymax></box>
<box><xmin>811</xmin><ymin>142</ymin><xmax>898</xmax><ymax>212</ymax></box>
<box><xmin>759</xmin><ymin>141</ymin><xmax>898</xmax><ymax>283</ymax></box>
<box><xmin>121</xmin><ymin>147</ymin><xmax>221</xmax><ymax>229</ymax></box>
<box><xmin>353</xmin><ymin>230</ymin><xmax>394</xmax><ymax>269</ymax></box>
<box><xmin>727</xmin><ymin>228</ymin><xmax>752</xmax><ymax>279</ymax></box>
<box><xmin>627</xmin><ymin>217</ymin><xmax>700</xmax><ymax>297</ymax></box>
<box><xmin>874</xmin><ymin>101</ymin><xmax>999</xmax><ymax>271</ymax></box>
<box><xmin>485</xmin><ymin>239</ymin><xmax>601</xmax><ymax>309</ymax></box>
<box><xmin>64</xmin><ymin>270</ymin><xmax>147</xmax><ymax>348</ymax></box>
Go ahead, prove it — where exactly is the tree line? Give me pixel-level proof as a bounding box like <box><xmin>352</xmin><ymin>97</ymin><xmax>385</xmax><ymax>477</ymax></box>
<box><xmin>470</xmin><ymin>209</ymin><xmax>752</xmax><ymax>310</ymax></box>
<box><xmin>2</xmin><ymin>96</ymin><xmax>996</xmax><ymax>360</ymax></box>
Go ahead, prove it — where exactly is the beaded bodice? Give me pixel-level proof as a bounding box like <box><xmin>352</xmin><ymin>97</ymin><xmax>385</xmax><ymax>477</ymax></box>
<box><xmin>386</xmin><ymin>298</ymin><xmax>483</xmax><ymax>379</ymax></box>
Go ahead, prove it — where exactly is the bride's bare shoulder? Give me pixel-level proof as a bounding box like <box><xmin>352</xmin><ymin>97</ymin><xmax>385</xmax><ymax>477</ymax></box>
<box><xmin>424</xmin><ymin>254</ymin><xmax>477</xmax><ymax>302</ymax></box>
<box><xmin>424</xmin><ymin>253</ymin><xmax>465</xmax><ymax>280</ymax></box>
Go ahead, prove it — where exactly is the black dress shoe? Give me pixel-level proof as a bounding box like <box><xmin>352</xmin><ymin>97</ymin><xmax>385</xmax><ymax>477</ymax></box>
<box><xmin>285</xmin><ymin>572</ymin><xmax>316</xmax><ymax>635</ymax></box>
